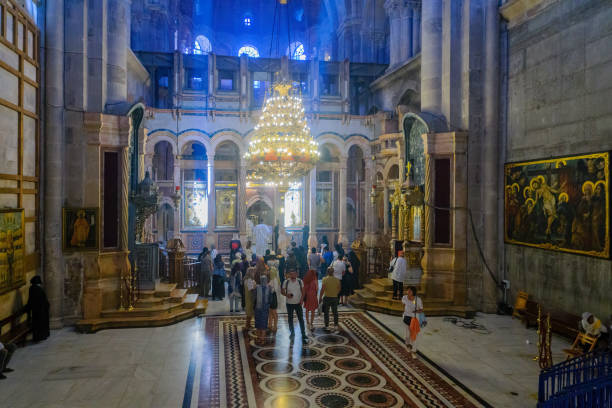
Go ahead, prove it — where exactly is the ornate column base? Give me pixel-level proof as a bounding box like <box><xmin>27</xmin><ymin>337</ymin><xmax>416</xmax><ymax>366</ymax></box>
<box><xmin>420</xmin><ymin>247</ymin><xmax>467</xmax><ymax>305</ymax></box>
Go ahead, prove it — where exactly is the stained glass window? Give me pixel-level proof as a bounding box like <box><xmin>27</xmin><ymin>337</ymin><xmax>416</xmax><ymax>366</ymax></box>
<box><xmin>193</xmin><ymin>35</ymin><xmax>212</xmax><ymax>55</ymax></box>
<box><xmin>287</xmin><ymin>42</ymin><xmax>306</xmax><ymax>60</ymax></box>
<box><xmin>238</xmin><ymin>45</ymin><xmax>259</xmax><ymax>58</ymax></box>
<box><xmin>284</xmin><ymin>189</ymin><xmax>302</xmax><ymax>227</ymax></box>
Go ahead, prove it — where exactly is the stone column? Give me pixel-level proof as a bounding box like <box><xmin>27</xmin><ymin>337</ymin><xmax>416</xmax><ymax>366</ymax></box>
<box><xmin>337</xmin><ymin>164</ymin><xmax>349</xmax><ymax>246</ymax></box>
<box><xmin>364</xmin><ymin>162</ymin><xmax>375</xmax><ymax>246</ymax></box>
<box><xmin>384</xmin><ymin>0</ymin><xmax>401</xmax><ymax>67</ymax></box>
<box><xmin>137</xmin><ymin>128</ymin><xmax>148</xmax><ymax>181</ymax></box>
<box><xmin>106</xmin><ymin>0</ymin><xmax>130</xmax><ymax>105</ymax></box>
<box><xmin>482</xmin><ymin>0</ymin><xmax>501</xmax><ymax>312</ymax></box>
<box><xmin>119</xmin><ymin>146</ymin><xmax>131</xmax><ymax>251</ymax></box>
<box><xmin>383</xmin><ymin>183</ymin><xmax>390</xmax><ymax>236</ymax></box>
<box><xmin>143</xmin><ymin>153</ymin><xmax>153</xmax><ymax>176</ymax></box>
<box><xmin>207</xmin><ymin>161</ymin><xmax>215</xmax><ymax>232</ymax></box>
<box><xmin>238</xmin><ymin>164</ymin><xmax>247</xmax><ymax>241</ymax></box>
<box><xmin>44</xmin><ymin>0</ymin><xmax>65</xmax><ymax>329</ymax></box>
<box><xmin>87</xmin><ymin>0</ymin><xmax>107</xmax><ymax>112</ymax></box>
<box><xmin>412</xmin><ymin>3</ymin><xmax>422</xmax><ymax>55</ymax></box>
<box><xmin>173</xmin><ymin>156</ymin><xmax>181</xmax><ymax>237</ymax></box>
<box><xmin>421</xmin><ymin>0</ymin><xmax>443</xmax><ymax>116</ymax></box>
<box><xmin>400</xmin><ymin>4</ymin><xmax>413</xmax><ymax>61</ymax></box>
<box><xmin>423</xmin><ymin>151</ymin><xmax>434</xmax><ymax>248</ymax></box>
<box><xmin>308</xmin><ymin>167</ymin><xmax>318</xmax><ymax>248</ymax></box>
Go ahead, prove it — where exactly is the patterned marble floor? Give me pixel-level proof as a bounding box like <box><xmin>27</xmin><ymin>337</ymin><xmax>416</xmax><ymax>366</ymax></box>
<box><xmin>193</xmin><ymin>311</ymin><xmax>486</xmax><ymax>408</ymax></box>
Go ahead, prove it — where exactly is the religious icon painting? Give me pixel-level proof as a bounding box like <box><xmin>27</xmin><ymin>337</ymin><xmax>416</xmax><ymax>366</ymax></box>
<box><xmin>62</xmin><ymin>208</ymin><xmax>99</xmax><ymax>251</ymax></box>
<box><xmin>316</xmin><ymin>189</ymin><xmax>332</xmax><ymax>228</ymax></box>
<box><xmin>504</xmin><ymin>152</ymin><xmax>610</xmax><ymax>258</ymax></box>
<box><xmin>215</xmin><ymin>189</ymin><xmax>236</xmax><ymax>228</ymax></box>
<box><xmin>0</xmin><ymin>209</ymin><xmax>25</xmax><ymax>294</ymax></box>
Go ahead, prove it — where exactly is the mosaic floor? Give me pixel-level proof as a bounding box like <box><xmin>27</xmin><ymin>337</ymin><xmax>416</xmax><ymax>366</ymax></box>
<box><xmin>195</xmin><ymin>311</ymin><xmax>486</xmax><ymax>408</ymax></box>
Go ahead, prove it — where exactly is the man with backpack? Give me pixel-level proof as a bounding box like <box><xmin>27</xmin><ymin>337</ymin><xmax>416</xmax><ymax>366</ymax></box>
<box><xmin>281</xmin><ymin>270</ymin><xmax>308</xmax><ymax>343</ymax></box>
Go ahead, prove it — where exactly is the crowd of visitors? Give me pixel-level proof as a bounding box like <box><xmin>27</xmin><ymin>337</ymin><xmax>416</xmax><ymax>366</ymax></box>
<box><xmin>195</xmin><ymin>235</ymin><xmax>370</xmax><ymax>344</ymax></box>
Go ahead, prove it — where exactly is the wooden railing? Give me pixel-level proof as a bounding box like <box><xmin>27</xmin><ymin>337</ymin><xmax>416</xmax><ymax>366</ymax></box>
<box><xmin>182</xmin><ymin>257</ymin><xmax>201</xmax><ymax>291</ymax></box>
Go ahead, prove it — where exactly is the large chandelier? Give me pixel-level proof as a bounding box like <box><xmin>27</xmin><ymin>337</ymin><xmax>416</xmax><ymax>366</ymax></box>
<box><xmin>244</xmin><ymin>82</ymin><xmax>319</xmax><ymax>182</ymax></box>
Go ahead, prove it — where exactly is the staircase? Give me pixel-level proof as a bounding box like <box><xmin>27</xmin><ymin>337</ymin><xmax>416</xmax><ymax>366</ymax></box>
<box><xmin>349</xmin><ymin>277</ymin><xmax>476</xmax><ymax>317</ymax></box>
<box><xmin>538</xmin><ymin>349</ymin><xmax>612</xmax><ymax>407</ymax></box>
<box><xmin>76</xmin><ymin>283</ymin><xmax>207</xmax><ymax>333</ymax></box>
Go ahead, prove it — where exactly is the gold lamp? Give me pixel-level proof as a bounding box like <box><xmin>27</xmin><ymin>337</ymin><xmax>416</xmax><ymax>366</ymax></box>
<box><xmin>244</xmin><ymin>82</ymin><xmax>319</xmax><ymax>183</ymax></box>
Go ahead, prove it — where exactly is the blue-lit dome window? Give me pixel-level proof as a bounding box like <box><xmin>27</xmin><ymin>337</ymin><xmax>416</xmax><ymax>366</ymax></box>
<box><xmin>244</xmin><ymin>16</ymin><xmax>252</xmax><ymax>26</ymax></box>
<box><xmin>193</xmin><ymin>35</ymin><xmax>212</xmax><ymax>55</ymax></box>
<box><xmin>238</xmin><ymin>45</ymin><xmax>259</xmax><ymax>58</ymax></box>
<box><xmin>287</xmin><ymin>42</ymin><xmax>306</xmax><ymax>60</ymax></box>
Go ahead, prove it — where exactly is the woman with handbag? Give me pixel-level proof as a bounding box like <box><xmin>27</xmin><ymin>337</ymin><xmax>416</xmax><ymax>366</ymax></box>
<box><xmin>402</xmin><ymin>286</ymin><xmax>424</xmax><ymax>357</ymax></box>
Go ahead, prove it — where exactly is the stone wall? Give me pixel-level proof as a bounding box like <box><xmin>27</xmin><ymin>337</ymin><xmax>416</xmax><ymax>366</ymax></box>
<box><xmin>505</xmin><ymin>0</ymin><xmax>612</xmax><ymax>318</ymax></box>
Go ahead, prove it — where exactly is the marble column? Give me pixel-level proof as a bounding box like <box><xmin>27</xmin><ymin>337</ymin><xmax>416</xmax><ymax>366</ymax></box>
<box><xmin>412</xmin><ymin>3</ymin><xmax>422</xmax><ymax>55</ymax></box>
<box><xmin>383</xmin><ymin>183</ymin><xmax>390</xmax><ymax>236</ymax></box>
<box><xmin>106</xmin><ymin>0</ymin><xmax>130</xmax><ymax>105</ymax></box>
<box><xmin>173</xmin><ymin>156</ymin><xmax>181</xmax><ymax>238</ymax></box>
<box><xmin>119</xmin><ymin>146</ymin><xmax>131</xmax><ymax>251</ymax></box>
<box><xmin>400</xmin><ymin>4</ymin><xmax>413</xmax><ymax>61</ymax></box>
<box><xmin>337</xmin><ymin>164</ymin><xmax>348</xmax><ymax>246</ymax></box>
<box><xmin>207</xmin><ymin>161</ymin><xmax>215</xmax><ymax>243</ymax></box>
<box><xmin>482</xmin><ymin>0</ymin><xmax>501</xmax><ymax>312</ymax></box>
<box><xmin>143</xmin><ymin>153</ymin><xmax>153</xmax><ymax>176</ymax></box>
<box><xmin>363</xmin><ymin>162</ymin><xmax>375</xmax><ymax>246</ymax></box>
<box><xmin>384</xmin><ymin>0</ymin><xmax>401</xmax><ymax>67</ymax></box>
<box><xmin>421</xmin><ymin>0</ymin><xmax>443</xmax><ymax>116</ymax></box>
<box><xmin>44</xmin><ymin>0</ymin><xmax>65</xmax><ymax>329</ymax></box>
<box><xmin>308</xmin><ymin>167</ymin><xmax>318</xmax><ymax>248</ymax></box>
<box><xmin>238</xmin><ymin>164</ymin><xmax>247</xmax><ymax>241</ymax></box>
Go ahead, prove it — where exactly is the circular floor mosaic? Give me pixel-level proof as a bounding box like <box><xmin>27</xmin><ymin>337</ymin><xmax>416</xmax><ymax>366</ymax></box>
<box><xmin>260</xmin><ymin>361</ymin><xmax>294</xmax><ymax>375</ymax></box>
<box><xmin>306</xmin><ymin>374</ymin><xmax>341</xmax><ymax>390</ymax></box>
<box><xmin>299</xmin><ymin>359</ymin><xmax>331</xmax><ymax>373</ymax></box>
<box><xmin>317</xmin><ymin>334</ymin><xmax>348</xmax><ymax>345</ymax></box>
<box><xmin>262</xmin><ymin>377</ymin><xmax>301</xmax><ymax>393</ymax></box>
<box><xmin>315</xmin><ymin>392</ymin><xmax>355</xmax><ymax>408</ymax></box>
<box><xmin>358</xmin><ymin>390</ymin><xmax>399</xmax><ymax>407</ymax></box>
<box><xmin>256</xmin><ymin>348</ymin><xmax>287</xmax><ymax>361</ymax></box>
<box><xmin>346</xmin><ymin>372</ymin><xmax>381</xmax><ymax>388</ymax></box>
<box><xmin>267</xmin><ymin>395</ymin><xmax>310</xmax><ymax>408</ymax></box>
<box><xmin>325</xmin><ymin>345</ymin><xmax>356</xmax><ymax>357</ymax></box>
<box><xmin>300</xmin><ymin>347</ymin><xmax>322</xmax><ymax>359</ymax></box>
<box><xmin>334</xmin><ymin>358</ymin><xmax>367</xmax><ymax>371</ymax></box>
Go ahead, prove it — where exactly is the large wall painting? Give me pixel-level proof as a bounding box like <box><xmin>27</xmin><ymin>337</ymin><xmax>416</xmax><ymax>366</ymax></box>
<box><xmin>63</xmin><ymin>208</ymin><xmax>99</xmax><ymax>251</ymax></box>
<box><xmin>504</xmin><ymin>152</ymin><xmax>609</xmax><ymax>258</ymax></box>
<box><xmin>216</xmin><ymin>189</ymin><xmax>236</xmax><ymax>228</ymax></box>
<box><xmin>316</xmin><ymin>189</ymin><xmax>332</xmax><ymax>228</ymax></box>
<box><xmin>0</xmin><ymin>209</ymin><xmax>25</xmax><ymax>294</ymax></box>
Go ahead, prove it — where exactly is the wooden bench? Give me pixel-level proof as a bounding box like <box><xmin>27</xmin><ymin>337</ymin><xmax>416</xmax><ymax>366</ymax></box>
<box><xmin>0</xmin><ymin>309</ymin><xmax>29</xmax><ymax>346</ymax></box>
<box><xmin>519</xmin><ymin>299</ymin><xmax>540</xmax><ymax>328</ymax></box>
<box><xmin>549</xmin><ymin>309</ymin><xmax>581</xmax><ymax>340</ymax></box>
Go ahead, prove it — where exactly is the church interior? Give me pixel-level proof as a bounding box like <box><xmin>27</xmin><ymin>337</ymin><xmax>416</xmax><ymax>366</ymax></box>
<box><xmin>0</xmin><ymin>0</ymin><xmax>611</xmax><ymax>406</ymax></box>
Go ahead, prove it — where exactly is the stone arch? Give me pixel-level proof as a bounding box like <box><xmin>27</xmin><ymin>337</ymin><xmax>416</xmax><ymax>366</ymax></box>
<box><xmin>382</xmin><ymin>158</ymin><xmax>400</xmax><ymax>182</ymax></box>
<box><xmin>344</xmin><ymin>135</ymin><xmax>371</xmax><ymax>158</ymax></box>
<box><xmin>178</xmin><ymin>130</ymin><xmax>212</xmax><ymax>155</ymax></box>
<box><xmin>159</xmin><ymin>196</ymin><xmax>176</xmax><ymax>210</ymax></box>
<box><xmin>247</xmin><ymin>194</ymin><xmax>273</xmax><ymax>210</ymax></box>
<box><xmin>390</xmin><ymin>79</ymin><xmax>420</xmax><ymax>108</ymax></box>
<box><xmin>316</xmin><ymin>133</ymin><xmax>346</xmax><ymax>158</ymax></box>
<box><xmin>402</xmin><ymin>112</ymin><xmax>429</xmax><ymax>186</ymax></box>
<box><xmin>146</xmin><ymin>130</ymin><xmax>177</xmax><ymax>155</ymax></box>
<box><xmin>211</xmin><ymin>130</ymin><xmax>245</xmax><ymax>156</ymax></box>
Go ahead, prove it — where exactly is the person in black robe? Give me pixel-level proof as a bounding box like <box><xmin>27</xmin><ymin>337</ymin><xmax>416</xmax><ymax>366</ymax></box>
<box><xmin>302</xmin><ymin>224</ymin><xmax>309</xmax><ymax>249</ymax></box>
<box><xmin>347</xmin><ymin>250</ymin><xmax>361</xmax><ymax>290</ymax></box>
<box><xmin>25</xmin><ymin>276</ymin><xmax>50</xmax><ymax>342</ymax></box>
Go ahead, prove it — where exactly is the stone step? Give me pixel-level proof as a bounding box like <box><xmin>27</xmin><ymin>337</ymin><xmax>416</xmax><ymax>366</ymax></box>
<box><xmin>363</xmin><ymin>283</ymin><xmax>387</xmax><ymax>296</ymax></box>
<box><xmin>76</xmin><ymin>300</ymin><xmax>208</xmax><ymax>333</ymax></box>
<box><xmin>169</xmin><ymin>288</ymin><xmax>188</xmax><ymax>302</ymax></box>
<box><xmin>182</xmin><ymin>294</ymin><xmax>199</xmax><ymax>308</ymax></box>
<box><xmin>371</xmin><ymin>277</ymin><xmax>393</xmax><ymax>290</ymax></box>
<box><xmin>155</xmin><ymin>282</ymin><xmax>177</xmax><ymax>297</ymax></box>
<box><xmin>100</xmin><ymin>301</ymin><xmax>186</xmax><ymax>318</ymax></box>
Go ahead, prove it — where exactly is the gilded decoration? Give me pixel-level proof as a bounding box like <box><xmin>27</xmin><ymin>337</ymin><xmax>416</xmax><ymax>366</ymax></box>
<box><xmin>504</xmin><ymin>152</ymin><xmax>610</xmax><ymax>258</ymax></box>
<box><xmin>62</xmin><ymin>208</ymin><xmax>99</xmax><ymax>251</ymax></box>
<box><xmin>0</xmin><ymin>209</ymin><xmax>25</xmax><ymax>294</ymax></box>
<box><xmin>216</xmin><ymin>189</ymin><xmax>237</xmax><ymax>228</ymax></box>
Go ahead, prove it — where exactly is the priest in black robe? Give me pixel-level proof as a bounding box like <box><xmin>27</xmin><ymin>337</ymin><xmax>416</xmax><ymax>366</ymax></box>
<box><xmin>25</xmin><ymin>276</ymin><xmax>50</xmax><ymax>342</ymax></box>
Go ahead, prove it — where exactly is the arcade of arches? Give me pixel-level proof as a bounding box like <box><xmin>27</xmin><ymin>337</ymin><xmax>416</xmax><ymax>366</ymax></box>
<box><xmin>1</xmin><ymin>0</ymin><xmax>611</xmax><ymax>407</ymax></box>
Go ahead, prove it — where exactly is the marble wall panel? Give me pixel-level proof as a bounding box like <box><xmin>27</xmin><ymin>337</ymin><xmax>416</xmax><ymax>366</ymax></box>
<box><xmin>0</xmin><ymin>105</ymin><xmax>18</xmax><ymax>174</ymax></box>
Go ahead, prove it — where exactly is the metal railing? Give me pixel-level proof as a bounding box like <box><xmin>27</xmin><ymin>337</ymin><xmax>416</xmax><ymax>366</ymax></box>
<box><xmin>539</xmin><ymin>350</ymin><xmax>612</xmax><ymax>406</ymax></box>
<box><xmin>538</xmin><ymin>376</ymin><xmax>612</xmax><ymax>408</ymax></box>
<box><xmin>182</xmin><ymin>257</ymin><xmax>201</xmax><ymax>290</ymax></box>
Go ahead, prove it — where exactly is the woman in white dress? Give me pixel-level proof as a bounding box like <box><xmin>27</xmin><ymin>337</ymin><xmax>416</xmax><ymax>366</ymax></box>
<box><xmin>268</xmin><ymin>256</ymin><xmax>283</xmax><ymax>330</ymax></box>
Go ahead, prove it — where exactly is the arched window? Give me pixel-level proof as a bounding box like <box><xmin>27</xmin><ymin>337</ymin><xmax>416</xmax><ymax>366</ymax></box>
<box><xmin>284</xmin><ymin>189</ymin><xmax>302</xmax><ymax>227</ymax></box>
<box><xmin>286</xmin><ymin>41</ymin><xmax>306</xmax><ymax>60</ymax></box>
<box><xmin>238</xmin><ymin>45</ymin><xmax>259</xmax><ymax>58</ymax></box>
<box><xmin>193</xmin><ymin>35</ymin><xmax>212</xmax><ymax>55</ymax></box>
